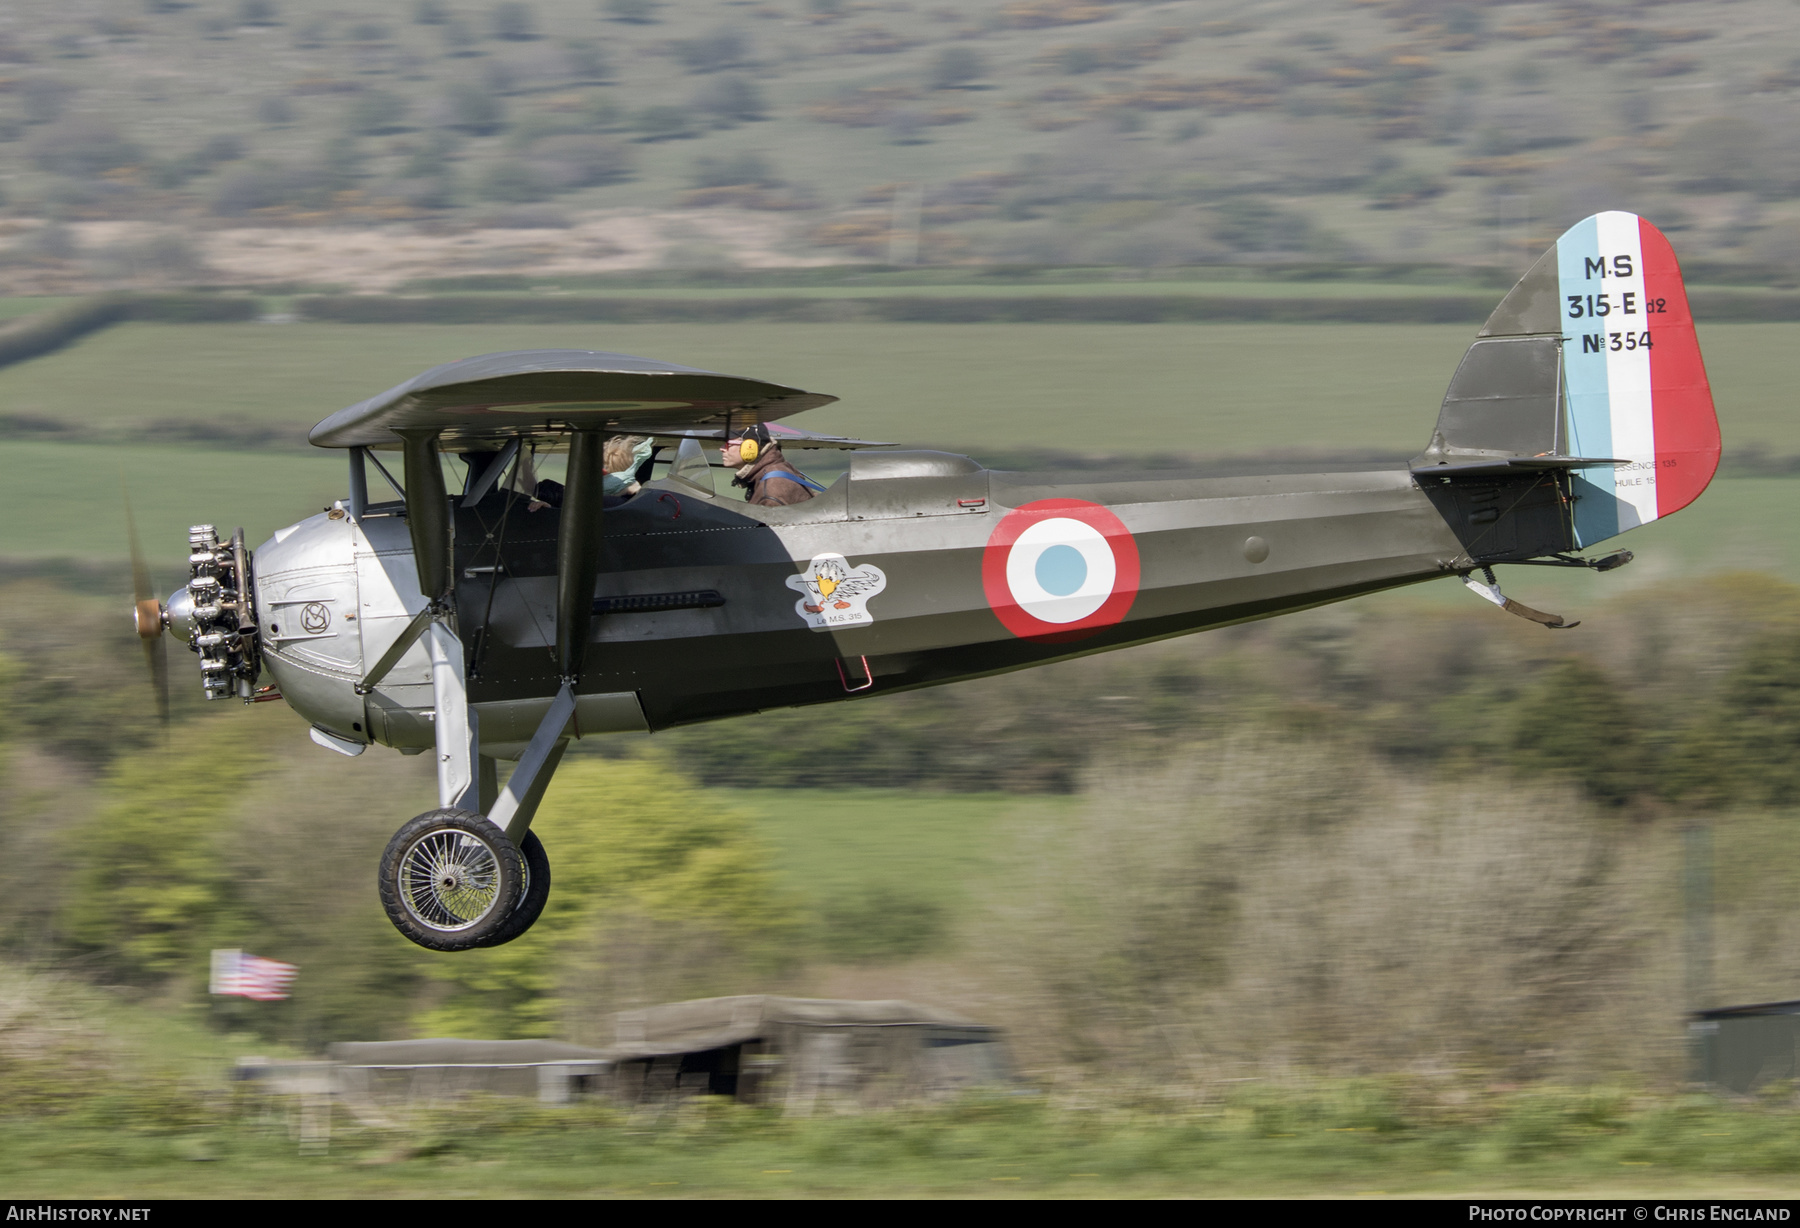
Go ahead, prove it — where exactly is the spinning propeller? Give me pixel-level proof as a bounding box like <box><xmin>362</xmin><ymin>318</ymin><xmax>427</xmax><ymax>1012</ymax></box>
<box><xmin>124</xmin><ymin>485</ymin><xmax>171</xmax><ymax>728</ymax></box>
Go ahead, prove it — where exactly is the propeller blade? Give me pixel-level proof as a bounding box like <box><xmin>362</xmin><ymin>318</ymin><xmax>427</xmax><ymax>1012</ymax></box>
<box><xmin>122</xmin><ymin>480</ymin><xmax>170</xmax><ymax>727</ymax></box>
<box><xmin>144</xmin><ymin>627</ymin><xmax>170</xmax><ymax>728</ymax></box>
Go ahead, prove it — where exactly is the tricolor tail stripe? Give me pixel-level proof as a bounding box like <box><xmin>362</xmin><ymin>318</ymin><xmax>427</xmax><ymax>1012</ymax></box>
<box><xmin>1555</xmin><ymin>211</ymin><xmax>1718</xmax><ymax>548</ymax></box>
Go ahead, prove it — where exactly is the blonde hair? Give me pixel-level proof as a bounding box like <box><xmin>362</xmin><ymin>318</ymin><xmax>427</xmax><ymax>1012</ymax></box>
<box><xmin>604</xmin><ymin>435</ymin><xmax>648</xmax><ymax>473</ymax></box>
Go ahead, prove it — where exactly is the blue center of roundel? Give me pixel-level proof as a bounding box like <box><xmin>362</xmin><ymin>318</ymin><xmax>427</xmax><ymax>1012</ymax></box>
<box><xmin>1035</xmin><ymin>544</ymin><xmax>1088</xmax><ymax>596</ymax></box>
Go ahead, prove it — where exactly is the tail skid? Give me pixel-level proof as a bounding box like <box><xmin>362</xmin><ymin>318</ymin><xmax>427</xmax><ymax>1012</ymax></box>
<box><xmin>1461</xmin><ymin>568</ymin><xmax>1578</xmax><ymax>631</ymax></box>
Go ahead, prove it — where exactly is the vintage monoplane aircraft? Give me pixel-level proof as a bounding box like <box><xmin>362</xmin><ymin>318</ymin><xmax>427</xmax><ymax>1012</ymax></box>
<box><xmin>132</xmin><ymin>211</ymin><xmax>1719</xmax><ymax>951</ymax></box>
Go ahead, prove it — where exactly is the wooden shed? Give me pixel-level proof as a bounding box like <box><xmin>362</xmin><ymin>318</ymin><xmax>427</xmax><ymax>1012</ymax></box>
<box><xmin>602</xmin><ymin>995</ymin><xmax>1008</xmax><ymax>1109</ymax></box>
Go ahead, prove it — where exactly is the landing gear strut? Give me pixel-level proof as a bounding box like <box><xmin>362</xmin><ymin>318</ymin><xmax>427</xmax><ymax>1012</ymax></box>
<box><xmin>367</xmin><ymin>426</ymin><xmax>601</xmax><ymax>953</ymax></box>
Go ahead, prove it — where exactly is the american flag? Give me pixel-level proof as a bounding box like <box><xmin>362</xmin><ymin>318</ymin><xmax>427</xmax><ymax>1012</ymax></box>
<box><xmin>210</xmin><ymin>949</ymin><xmax>298</xmax><ymax>1001</ymax></box>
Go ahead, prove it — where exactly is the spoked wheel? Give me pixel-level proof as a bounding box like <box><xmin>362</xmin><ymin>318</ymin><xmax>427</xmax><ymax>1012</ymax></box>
<box><xmin>474</xmin><ymin>831</ymin><xmax>551</xmax><ymax>948</ymax></box>
<box><xmin>378</xmin><ymin>809</ymin><xmax>523</xmax><ymax>951</ymax></box>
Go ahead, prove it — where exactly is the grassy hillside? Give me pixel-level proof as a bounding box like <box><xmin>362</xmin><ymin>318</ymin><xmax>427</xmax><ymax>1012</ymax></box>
<box><xmin>1</xmin><ymin>0</ymin><xmax>1799</xmax><ymax>284</ymax></box>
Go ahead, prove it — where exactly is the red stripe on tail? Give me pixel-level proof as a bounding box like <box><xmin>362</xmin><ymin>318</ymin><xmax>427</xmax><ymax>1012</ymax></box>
<box><xmin>1641</xmin><ymin>216</ymin><xmax>1720</xmax><ymax>518</ymax></box>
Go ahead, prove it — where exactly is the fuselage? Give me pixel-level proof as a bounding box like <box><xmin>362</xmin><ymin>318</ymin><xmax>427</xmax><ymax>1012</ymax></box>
<box><xmin>251</xmin><ymin>450</ymin><xmax>1466</xmax><ymax>757</ymax></box>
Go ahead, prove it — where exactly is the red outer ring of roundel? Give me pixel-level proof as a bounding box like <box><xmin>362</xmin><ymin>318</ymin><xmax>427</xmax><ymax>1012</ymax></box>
<box><xmin>982</xmin><ymin>498</ymin><xmax>1141</xmax><ymax>643</ymax></box>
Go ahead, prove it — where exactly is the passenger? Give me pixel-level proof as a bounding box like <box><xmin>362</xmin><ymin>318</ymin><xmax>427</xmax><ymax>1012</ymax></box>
<box><xmin>602</xmin><ymin>434</ymin><xmax>654</xmax><ymax>506</ymax></box>
<box><xmin>722</xmin><ymin>424</ymin><xmax>823</xmax><ymax>508</ymax></box>
<box><xmin>524</xmin><ymin>435</ymin><xmax>654</xmax><ymax>511</ymax></box>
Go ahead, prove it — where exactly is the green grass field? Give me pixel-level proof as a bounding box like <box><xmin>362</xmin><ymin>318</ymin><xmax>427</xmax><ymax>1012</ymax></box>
<box><xmin>5</xmin><ymin>1070</ymin><xmax>1800</xmax><ymax>1199</ymax></box>
<box><xmin>732</xmin><ymin>788</ymin><xmax>1040</xmax><ymax>908</ymax></box>
<box><xmin>9</xmin><ymin>314</ymin><xmax>1798</xmax><ymax>593</ymax></box>
<box><xmin>389</xmin><ymin>278</ymin><xmax>1505</xmax><ymax>300</ymax></box>
<box><xmin>0</xmin><ymin>297</ymin><xmax>79</xmax><ymax>321</ymax></box>
<box><xmin>6</xmin><ymin>439</ymin><xmax>346</xmax><ymax>572</ymax></box>
<box><xmin>2</xmin><ymin>317</ymin><xmax>1794</xmax><ymax>454</ymax></box>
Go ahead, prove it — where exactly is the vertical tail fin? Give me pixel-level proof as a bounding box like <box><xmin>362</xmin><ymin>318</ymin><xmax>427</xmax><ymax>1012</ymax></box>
<box><xmin>1418</xmin><ymin>212</ymin><xmax>1720</xmax><ymax>550</ymax></box>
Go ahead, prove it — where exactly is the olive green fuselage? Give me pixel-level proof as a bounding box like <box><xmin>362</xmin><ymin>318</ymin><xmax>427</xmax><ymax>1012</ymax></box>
<box><xmin>456</xmin><ymin>459</ymin><xmax>1468</xmax><ymax>730</ymax></box>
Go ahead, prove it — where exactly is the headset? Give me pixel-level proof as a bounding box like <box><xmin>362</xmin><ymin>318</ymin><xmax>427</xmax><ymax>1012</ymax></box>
<box><xmin>733</xmin><ymin>423</ymin><xmax>772</xmax><ymax>462</ymax></box>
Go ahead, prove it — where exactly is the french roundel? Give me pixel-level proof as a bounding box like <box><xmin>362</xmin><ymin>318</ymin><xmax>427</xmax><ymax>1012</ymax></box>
<box><xmin>982</xmin><ymin>499</ymin><xmax>1140</xmax><ymax>642</ymax></box>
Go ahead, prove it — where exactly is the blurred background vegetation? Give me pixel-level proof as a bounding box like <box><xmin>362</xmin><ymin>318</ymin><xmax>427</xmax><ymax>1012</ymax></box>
<box><xmin>9</xmin><ymin>562</ymin><xmax>1800</xmax><ymax>1087</ymax></box>
<box><xmin>0</xmin><ymin>0</ymin><xmax>1794</xmax><ymax>284</ymax></box>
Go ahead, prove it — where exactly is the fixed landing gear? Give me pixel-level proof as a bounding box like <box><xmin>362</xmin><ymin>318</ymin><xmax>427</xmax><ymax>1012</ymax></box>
<box><xmin>377</xmin><ymin>813</ymin><xmax>553</xmax><ymax>951</ymax></box>
<box><xmin>474</xmin><ymin>830</ymin><xmax>550</xmax><ymax>949</ymax></box>
<box><xmin>369</xmin><ymin>424</ymin><xmax>595</xmax><ymax>954</ymax></box>
<box><xmin>378</xmin><ymin>809</ymin><xmax>555</xmax><ymax>951</ymax></box>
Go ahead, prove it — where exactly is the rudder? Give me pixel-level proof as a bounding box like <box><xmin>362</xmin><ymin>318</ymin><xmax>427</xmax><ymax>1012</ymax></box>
<box><xmin>1416</xmin><ymin>211</ymin><xmax>1720</xmax><ymax>551</ymax></box>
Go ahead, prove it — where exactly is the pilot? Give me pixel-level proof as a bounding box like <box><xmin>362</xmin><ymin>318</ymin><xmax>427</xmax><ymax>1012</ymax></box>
<box><xmin>723</xmin><ymin>423</ymin><xmax>822</xmax><ymax>507</ymax></box>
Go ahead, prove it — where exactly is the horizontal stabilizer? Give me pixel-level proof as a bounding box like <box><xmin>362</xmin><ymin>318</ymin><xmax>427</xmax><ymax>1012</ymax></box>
<box><xmin>1413</xmin><ymin>454</ymin><xmax>1626</xmax><ymax>477</ymax></box>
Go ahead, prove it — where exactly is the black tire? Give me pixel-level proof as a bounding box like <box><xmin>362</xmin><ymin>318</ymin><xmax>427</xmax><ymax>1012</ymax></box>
<box><xmin>378</xmin><ymin>809</ymin><xmax>523</xmax><ymax>952</ymax></box>
<box><xmin>473</xmin><ymin>831</ymin><xmax>551</xmax><ymax>948</ymax></box>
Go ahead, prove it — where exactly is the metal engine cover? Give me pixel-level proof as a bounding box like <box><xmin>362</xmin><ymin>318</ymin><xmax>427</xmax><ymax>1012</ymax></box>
<box><xmin>254</xmin><ymin>512</ymin><xmax>367</xmax><ymax>743</ymax></box>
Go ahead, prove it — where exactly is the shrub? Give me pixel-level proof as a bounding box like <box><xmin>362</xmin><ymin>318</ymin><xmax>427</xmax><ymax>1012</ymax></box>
<box><xmin>401</xmin><ymin>131</ymin><xmax>459</xmax><ymax>178</ymax></box>
<box><xmin>691</xmin><ymin>75</ymin><xmax>765</xmax><ymax>126</ymax></box>
<box><xmin>632</xmin><ymin>105</ymin><xmax>695</xmax><ymax>141</ymax></box>
<box><xmin>671</xmin><ymin>27</ymin><xmax>748</xmax><ymax>73</ymax></box>
<box><xmin>62</xmin><ymin>724</ymin><xmax>275</xmax><ymax>979</ymax></box>
<box><xmin>561</xmin><ymin>39</ymin><xmax>609</xmax><ymax>81</ymax></box>
<box><xmin>291</xmin><ymin>17</ymin><xmax>328</xmax><ymax>47</ymax></box>
<box><xmin>490</xmin><ymin>1</ymin><xmax>536</xmax><ymax>41</ymax></box>
<box><xmin>442</xmin><ymin>17</ymin><xmax>479</xmax><ymax>53</ymax></box>
<box><xmin>691</xmin><ymin>151</ymin><xmax>778</xmax><ymax>189</ymax></box>
<box><xmin>483</xmin><ymin>57</ymin><xmax>519</xmax><ymax>95</ymax></box>
<box><xmin>19</xmin><ymin>77</ymin><xmax>76</xmax><ymax>125</ymax></box>
<box><xmin>345</xmin><ymin>89</ymin><xmax>409</xmax><ymax>135</ymax></box>
<box><xmin>211</xmin><ymin>163</ymin><xmax>314</xmax><ymax>214</ymax></box>
<box><xmin>92</xmin><ymin>233</ymin><xmax>209</xmax><ymax>283</ymax></box>
<box><xmin>529</xmin><ymin>134</ymin><xmax>634</xmax><ymax>188</ymax></box>
<box><xmin>442</xmin><ymin>82</ymin><xmax>507</xmax><ymax>134</ymax></box>
<box><xmin>1674</xmin><ymin>117</ymin><xmax>1763</xmax><ymax>192</ymax></box>
<box><xmin>1212</xmin><ymin>197</ymin><xmax>1316</xmax><ymax>253</ymax></box>
<box><xmin>482</xmin><ymin>203</ymin><xmax>569</xmax><ymax>228</ymax></box>
<box><xmin>478</xmin><ymin>158</ymin><xmax>554</xmax><ymax>202</ymax></box>
<box><xmin>1507</xmin><ymin>660</ymin><xmax>1646</xmax><ymax>806</ymax></box>
<box><xmin>29</xmin><ymin>119</ymin><xmax>142</xmax><ymax>176</ymax></box>
<box><xmin>0</xmin><ymin>295</ymin><xmax>129</xmax><ymax>368</ymax></box>
<box><xmin>387</xmin><ymin>173</ymin><xmax>458</xmax><ymax>211</ymax></box>
<box><xmin>604</xmin><ymin>0</ymin><xmax>660</xmax><ymax>23</ymax></box>
<box><xmin>414</xmin><ymin>756</ymin><xmax>801</xmax><ymax>1038</ymax></box>
<box><xmin>930</xmin><ymin>47</ymin><xmax>985</xmax><ymax>89</ymax></box>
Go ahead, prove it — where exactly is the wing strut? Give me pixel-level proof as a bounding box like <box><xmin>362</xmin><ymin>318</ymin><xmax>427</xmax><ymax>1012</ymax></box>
<box><xmin>396</xmin><ymin>428</ymin><xmax>481</xmax><ymax>812</ymax></box>
<box><xmin>380</xmin><ymin>426</ymin><xmax>603</xmax><ymax>837</ymax></box>
<box><xmin>482</xmin><ymin>429</ymin><xmax>607</xmax><ymax>841</ymax></box>
<box><xmin>556</xmin><ymin>428</ymin><xmax>607</xmax><ymax>686</ymax></box>
<box><xmin>401</xmin><ymin>430</ymin><xmax>452</xmax><ymax>605</ymax></box>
